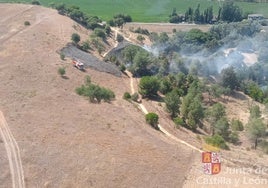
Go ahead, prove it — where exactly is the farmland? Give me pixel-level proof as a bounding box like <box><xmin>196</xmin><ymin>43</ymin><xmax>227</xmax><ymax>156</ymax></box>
<box><xmin>1</xmin><ymin>0</ymin><xmax>268</xmax><ymax>22</ymax></box>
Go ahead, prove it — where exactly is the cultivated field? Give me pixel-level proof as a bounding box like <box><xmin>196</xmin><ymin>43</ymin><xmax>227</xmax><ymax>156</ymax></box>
<box><xmin>1</xmin><ymin>0</ymin><xmax>268</xmax><ymax>22</ymax></box>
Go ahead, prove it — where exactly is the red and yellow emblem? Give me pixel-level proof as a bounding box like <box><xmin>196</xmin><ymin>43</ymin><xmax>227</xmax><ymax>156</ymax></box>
<box><xmin>202</xmin><ymin>152</ymin><xmax>221</xmax><ymax>175</ymax></box>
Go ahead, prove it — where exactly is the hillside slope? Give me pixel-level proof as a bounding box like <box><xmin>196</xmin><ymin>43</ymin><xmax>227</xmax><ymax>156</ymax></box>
<box><xmin>0</xmin><ymin>4</ymin><xmax>195</xmax><ymax>187</ymax></box>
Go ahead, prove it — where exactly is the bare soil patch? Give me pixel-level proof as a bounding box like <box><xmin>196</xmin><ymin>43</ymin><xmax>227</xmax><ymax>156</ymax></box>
<box><xmin>0</xmin><ymin>4</ymin><xmax>194</xmax><ymax>187</ymax></box>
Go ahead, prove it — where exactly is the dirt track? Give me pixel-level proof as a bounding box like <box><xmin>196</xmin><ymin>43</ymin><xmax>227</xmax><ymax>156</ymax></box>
<box><xmin>0</xmin><ymin>111</ymin><xmax>25</xmax><ymax>188</ymax></box>
<box><xmin>0</xmin><ymin>4</ymin><xmax>194</xmax><ymax>187</ymax></box>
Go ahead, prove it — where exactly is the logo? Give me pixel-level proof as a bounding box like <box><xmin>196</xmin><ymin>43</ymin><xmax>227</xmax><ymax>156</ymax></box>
<box><xmin>202</xmin><ymin>152</ymin><xmax>221</xmax><ymax>175</ymax></box>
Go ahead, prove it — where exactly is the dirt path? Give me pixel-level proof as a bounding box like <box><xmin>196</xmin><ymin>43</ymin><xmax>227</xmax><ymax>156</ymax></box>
<box><xmin>125</xmin><ymin>71</ymin><xmax>203</xmax><ymax>153</ymax></box>
<box><xmin>0</xmin><ymin>111</ymin><xmax>25</xmax><ymax>188</ymax></box>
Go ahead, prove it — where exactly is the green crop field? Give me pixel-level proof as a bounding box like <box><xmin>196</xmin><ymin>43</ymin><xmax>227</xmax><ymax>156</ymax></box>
<box><xmin>1</xmin><ymin>0</ymin><xmax>268</xmax><ymax>22</ymax></box>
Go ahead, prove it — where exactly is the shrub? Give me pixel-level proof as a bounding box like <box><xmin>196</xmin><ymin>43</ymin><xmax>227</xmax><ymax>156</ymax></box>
<box><xmin>60</xmin><ymin>53</ymin><xmax>65</xmax><ymax>60</ymax></box>
<box><xmin>93</xmin><ymin>28</ymin><xmax>106</xmax><ymax>40</ymax></box>
<box><xmin>134</xmin><ymin>27</ymin><xmax>150</xmax><ymax>35</ymax></box>
<box><xmin>71</xmin><ymin>33</ymin><xmax>80</xmax><ymax>45</ymax></box>
<box><xmin>31</xmin><ymin>0</ymin><xmax>40</xmax><ymax>5</ymax></box>
<box><xmin>58</xmin><ymin>67</ymin><xmax>66</xmax><ymax>77</ymax></box>
<box><xmin>76</xmin><ymin>76</ymin><xmax>115</xmax><ymax>103</ymax></box>
<box><xmin>229</xmin><ymin>132</ymin><xmax>240</xmax><ymax>145</ymax></box>
<box><xmin>84</xmin><ymin>75</ymin><xmax>91</xmax><ymax>86</ymax></box>
<box><xmin>145</xmin><ymin>113</ymin><xmax>159</xmax><ymax>130</ymax></box>
<box><xmin>231</xmin><ymin>119</ymin><xmax>244</xmax><ymax>131</ymax></box>
<box><xmin>81</xmin><ymin>41</ymin><xmax>90</xmax><ymax>51</ymax></box>
<box><xmin>205</xmin><ymin>134</ymin><xmax>229</xmax><ymax>150</ymax></box>
<box><xmin>116</xmin><ymin>34</ymin><xmax>124</xmax><ymax>42</ymax></box>
<box><xmin>137</xmin><ymin>35</ymin><xmax>145</xmax><ymax>43</ymax></box>
<box><xmin>24</xmin><ymin>21</ymin><xmax>30</xmax><ymax>26</ymax></box>
<box><xmin>131</xmin><ymin>92</ymin><xmax>139</xmax><ymax>102</ymax></box>
<box><xmin>260</xmin><ymin>140</ymin><xmax>268</xmax><ymax>154</ymax></box>
<box><xmin>123</xmin><ymin>92</ymin><xmax>131</xmax><ymax>100</ymax></box>
<box><xmin>119</xmin><ymin>64</ymin><xmax>126</xmax><ymax>72</ymax></box>
<box><xmin>173</xmin><ymin>117</ymin><xmax>185</xmax><ymax>128</ymax></box>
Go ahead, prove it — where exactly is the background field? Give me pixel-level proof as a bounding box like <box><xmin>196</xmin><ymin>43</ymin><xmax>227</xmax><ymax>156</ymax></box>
<box><xmin>1</xmin><ymin>0</ymin><xmax>268</xmax><ymax>22</ymax></box>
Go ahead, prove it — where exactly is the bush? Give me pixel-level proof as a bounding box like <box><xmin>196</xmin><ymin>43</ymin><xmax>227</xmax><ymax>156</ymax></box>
<box><xmin>173</xmin><ymin>117</ymin><xmax>185</xmax><ymax>128</ymax></box>
<box><xmin>24</xmin><ymin>21</ymin><xmax>30</xmax><ymax>26</ymax></box>
<box><xmin>123</xmin><ymin>92</ymin><xmax>131</xmax><ymax>100</ymax></box>
<box><xmin>139</xmin><ymin>76</ymin><xmax>160</xmax><ymax>98</ymax></box>
<box><xmin>145</xmin><ymin>113</ymin><xmax>159</xmax><ymax>130</ymax></box>
<box><xmin>260</xmin><ymin>140</ymin><xmax>268</xmax><ymax>154</ymax></box>
<box><xmin>229</xmin><ymin>132</ymin><xmax>240</xmax><ymax>145</ymax></box>
<box><xmin>119</xmin><ymin>64</ymin><xmax>126</xmax><ymax>72</ymax></box>
<box><xmin>131</xmin><ymin>92</ymin><xmax>139</xmax><ymax>102</ymax></box>
<box><xmin>231</xmin><ymin>119</ymin><xmax>244</xmax><ymax>131</ymax></box>
<box><xmin>116</xmin><ymin>34</ymin><xmax>124</xmax><ymax>42</ymax></box>
<box><xmin>137</xmin><ymin>35</ymin><xmax>145</xmax><ymax>43</ymax></box>
<box><xmin>93</xmin><ymin>28</ymin><xmax>106</xmax><ymax>40</ymax></box>
<box><xmin>76</xmin><ymin>76</ymin><xmax>115</xmax><ymax>103</ymax></box>
<box><xmin>58</xmin><ymin>67</ymin><xmax>66</xmax><ymax>77</ymax></box>
<box><xmin>31</xmin><ymin>0</ymin><xmax>40</xmax><ymax>5</ymax></box>
<box><xmin>71</xmin><ymin>33</ymin><xmax>80</xmax><ymax>45</ymax></box>
<box><xmin>205</xmin><ymin>134</ymin><xmax>229</xmax><ymax>150</ymax></box>
<box><xmin>81</xmin><ymin>41</ymin><xmax>90</xmax><ymax>51</ymax></box>
<box><xmin>60</xmin><ymin>53</ymin><xmax>65</xmax><ymax>60</ymax></box>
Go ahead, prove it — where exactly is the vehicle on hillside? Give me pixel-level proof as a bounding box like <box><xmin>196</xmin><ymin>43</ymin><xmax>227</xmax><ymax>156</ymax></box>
<box><xmin>72</xmin><ymin>59</ymin><xmax>84</xmax><ymax>70</ymax></box>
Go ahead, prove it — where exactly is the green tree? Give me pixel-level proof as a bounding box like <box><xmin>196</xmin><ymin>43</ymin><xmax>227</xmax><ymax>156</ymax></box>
<box><xmin>159</xmin><ymin>77</ymin><xmax>173</xmax><ymax>95</ymax></box>
<box><xmin>71</xmin><ymin>33</ymin><xmax>80</xmax><ymax>45</ymax></box>
<box><xmin>181</xmin><ymin>93</ymin><xmax>204</xmax><ymax>131</ymax></box>
<box><xmin>231</xmin><ymin>119</ymin><xmax>244</xmax><ymax>131</ymax></box>
<box><xmin>206</xmin><ymin>103</ymin><xmax>226</xmax><ymax>134</ymax></box>
<box><xmin>139</xmin><ymin>76</ymin><xmax>160</xmax><ymax>98</ymax></box>
<box><xmin>247</xmin><ymin>118</ymin><xmax>266</xmax><ymax>149</ymax></box>
<box><xmin>164</xmin><ymin>90</ymin><xmax>181</xmax><ymax>118</ymax></box>
<box><xmin>229</xmin><ymin>132</ymin><xmax>240</xmax><ymax>145</ymax></box>
<box><xmin>31</xmin><ymin>0</ymin><xmax>41</xmax><ymax>5</ymax></box>
<box><xmin>131</xmin><ymin>51</ymin><xmax>151</xmax><ymax>76</ymax></box>
<box><xmin>249</xmin><ymin>105</ymin><xmax>261</xmax><ymax>119</ymax></box>
<box><xmin>93</xmin><ymin>28</ymin><xmax>106</xmax><ymax>40</ymax></box>
<box><xmin>205</xmin><ymin>134</ymin><xmax>229</xmax><ymax>150</ymax></box>
<box><xmin>145</xmin><ymin>113</ymin><xmax>159</xmax><ymax>129</ymax></box>
<box><xmin>122</xmin><ymin>45</ymin><xmax>140</xmax><ymax>63</ymax></box>
<box><xmin>220</xmin><ymin>67</ymin><xmax>239</xmax><ymax>91</ymax></box>
<box><xmin>214</xmin><ymin>117</ymin><xmax>230</xmax><ymax>140</ymax></box>
<box><xmin>220</xmin><ymin>1</ymin><xmax>243</xmax><ymax>22</ymax></box>
<box><xmin>76</xmin><ymin>76</ymin><xmax>115</xmax><ymax>103</ymax></box>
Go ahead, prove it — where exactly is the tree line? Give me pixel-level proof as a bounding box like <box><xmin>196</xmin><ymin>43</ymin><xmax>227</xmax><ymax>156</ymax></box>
<box><xmin>169</xmin><ymin>1</ymin><xmax>244</xmax><ymax>24</ymax></box>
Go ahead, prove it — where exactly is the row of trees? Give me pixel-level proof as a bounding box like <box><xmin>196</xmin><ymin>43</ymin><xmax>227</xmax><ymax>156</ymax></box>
<box><xmin>54</xmin><ymin>4</ymin><xmax>102</xmax><ymax>30</ymax></box>
<box><xmin>169</xmin><ymin>2</ymin><xmax>244</xmax><ymax>24</ymax></box>
<box><xmin>107</xmin><ymin>14</ymin><xmax>132</xmax><ymax>28</ymax></box>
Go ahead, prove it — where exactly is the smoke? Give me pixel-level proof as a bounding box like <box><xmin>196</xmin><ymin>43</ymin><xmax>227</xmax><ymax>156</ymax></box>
<box><xmin>144</xmin><ymin>21</ymin><xmax>268</xmax><ymax>76</ymax></box>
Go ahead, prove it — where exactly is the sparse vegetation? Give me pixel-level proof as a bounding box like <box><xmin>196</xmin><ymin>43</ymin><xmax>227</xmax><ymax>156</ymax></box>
<box><xmin>205</xmin><ymin>134</ymin><xmax>229</xmax><ymax>150</ymax></box>
<box><xmin>60</xmin><ymin>53</ymin><xmax>65</xmax><ymax>60</ymax></box>
<box><xmin>31</xmin><ymin>0</ymin><xmax>40</xmax><ymax>5</ymax></box>
<box><xmin>76</xmin><ymin>76</ymin><xmax>115</xmax><ymax>103</ymax></box>
<box><xmin>231</xmin><ymin>119</ymin><xmax>244</xmax><ymax>131</ymax></box>
<box><xmin>131</xmin><ymin>92</ymin><xmax>139</xmax><ymax>102</ymax></box>
<box><xmin>24</xmin><ymin>21</ymin><xmax>30</xmax><ymax>26</ymax></box>
<box><xmin>116</xmin><ymin>34</ymin><xmax>124</xmax><ymax>42</ymax></box>
<box><xmin>57</xmin><ymin>67</ymin><xmax>66</xmax><ymax>77</ymax></box>
<box><xmin>145</xmin><ymin>113</ymin><xmax>159</xmax><ymax>130</ymax></box>
<box><xmin>71</xmin><ymin>33</ymin><xmax>80</xmax><ymax>45</ymax></box>
<box><xmin>123</xmin><ymin>92</ymin><xmax>131</xmax><ymax>100</ymax></box>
